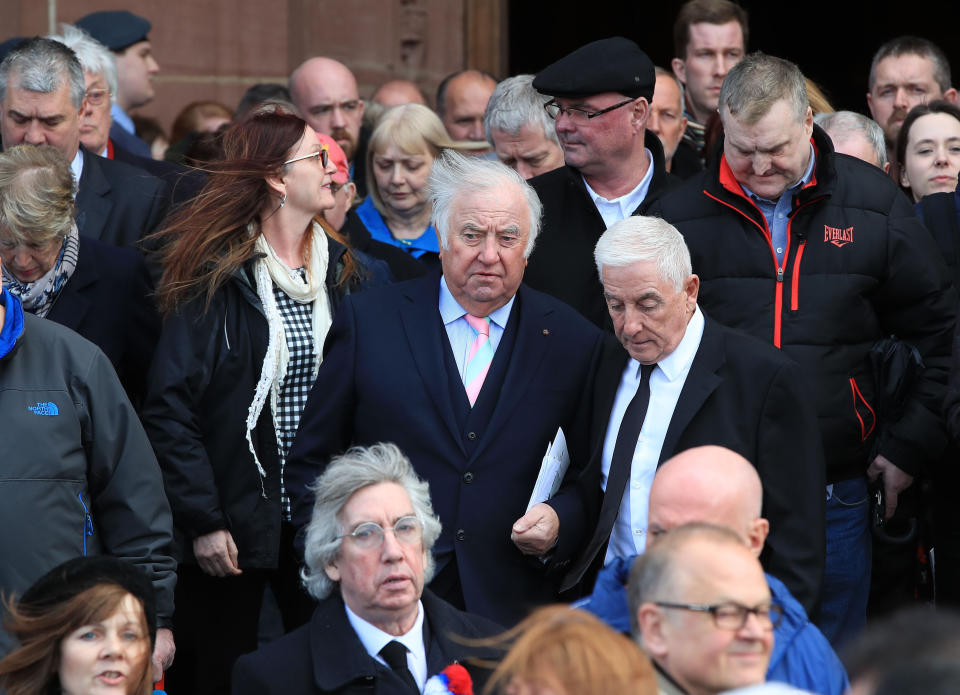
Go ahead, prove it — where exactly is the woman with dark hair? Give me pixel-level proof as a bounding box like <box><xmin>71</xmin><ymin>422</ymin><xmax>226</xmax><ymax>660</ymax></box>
<box><xmin>0</xmin><ymin>556</ymin><xmax>156</xmax><ymax>695</ymax></box>
<box><xmin>142</xmin><ymin>109</ymin><xmax>376</xmax><ymax>693</ymax></box>
<box><xmin>896</xmin><ymin>100</ymin><xmax>960</xmax><ymax>202</ymax></box>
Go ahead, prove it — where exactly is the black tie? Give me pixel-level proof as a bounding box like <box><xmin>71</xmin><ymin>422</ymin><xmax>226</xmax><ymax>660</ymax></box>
<box><xmin>599</xmin><ymin>362</ymin><xmax>656</xmax><ymax>537</ymax></box>
<box><xmin>379</xmin><ymin>640</ymin><xmax>419</xmax><ymax>694</ymax></box>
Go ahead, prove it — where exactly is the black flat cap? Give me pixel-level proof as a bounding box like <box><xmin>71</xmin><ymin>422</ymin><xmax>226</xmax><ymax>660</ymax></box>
<box><xmin>533</xmin><ymin>37</ymin><xmax>655</xmax><ymax>101</ymax></box>
<box><xmin>75</xmin><ymin>10</ymin><xmax>151</xmax><ymax>52</ymax></box>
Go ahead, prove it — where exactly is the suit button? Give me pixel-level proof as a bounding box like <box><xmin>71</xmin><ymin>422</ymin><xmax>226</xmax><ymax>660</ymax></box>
<box><xmin>456</xmin><ymin>529</ymin><xmax>465</xmax><ymax>541</ymax></box>
<box><xmin>467</xmin><ymin>431</ymin><xmax>478</xmax><ymax>441</ymax></box>
<box><xmin>463</xmin><ymin>472</ymin><xmax>474</xmax><ymax>483</ymax></box>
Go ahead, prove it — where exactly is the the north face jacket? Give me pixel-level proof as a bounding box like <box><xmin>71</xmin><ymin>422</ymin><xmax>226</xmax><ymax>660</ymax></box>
<box><xmin>0</xmin><ymin>290</ymin><xmax>176</xmax><ymax>654</ymax></box>
<box><xmin>645</xmin><ymin>125</ymin><xmax>956</xmax><ymax>482</ymax></box>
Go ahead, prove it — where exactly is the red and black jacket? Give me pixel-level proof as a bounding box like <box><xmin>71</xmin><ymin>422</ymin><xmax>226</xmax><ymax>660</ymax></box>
<box><xmin>645</xmin><ymin>125</ymin><xmax>956</xmax><ymax>483</ymax></box>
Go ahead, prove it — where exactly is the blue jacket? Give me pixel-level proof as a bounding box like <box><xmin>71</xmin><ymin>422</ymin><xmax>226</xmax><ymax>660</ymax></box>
<box><xmin>575</xmin><ymin>556</ymin><xmax>848</xmax><ymax>695</ymax></box>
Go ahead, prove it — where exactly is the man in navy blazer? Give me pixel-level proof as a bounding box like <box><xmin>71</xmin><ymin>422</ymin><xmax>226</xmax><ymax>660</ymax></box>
<box><xmin>0</xmin><ymin>38</ymin><xmax>167</xmax><ymax>249</ymax></box>
<box><xmin>287</xmin><ymin>153</ymin><xmax>602</xmax><ymax>627</ymax></box>
<box><xmin>561</xmin><ymin>215</ymin><xmax>826</xmax><ymax>616</ymax></box>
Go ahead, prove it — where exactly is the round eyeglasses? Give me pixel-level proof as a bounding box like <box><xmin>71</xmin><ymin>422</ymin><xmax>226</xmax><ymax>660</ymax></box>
<box><xmin>337</xmin><ymin>516</ymin><xmax>423</xmax><ymax>550</ymax></box>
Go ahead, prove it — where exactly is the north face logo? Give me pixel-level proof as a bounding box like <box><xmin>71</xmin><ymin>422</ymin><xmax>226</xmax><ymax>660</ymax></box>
<box><xmin>27</xmin><ymin>402</ymin><xmax>59</xmax><ymax>416</ymax></box>
<box><xmin>824</xmin><ymin>225</ymin><xmax>854</xmax><ymax>247</ymax></box>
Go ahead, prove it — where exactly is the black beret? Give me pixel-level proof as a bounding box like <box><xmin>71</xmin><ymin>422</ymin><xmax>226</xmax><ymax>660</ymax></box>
<box><xmin>533</xmin><ymin>37</ymin><xmax>655</xmax><ymax>101</ymax></box>
<box><xmin>19</xmin><ymin>556</ymin><xmax>157</xmax><ymax>647</ymax></box>
<box><xmin>75</xmin><ymin>10</ymin><xmax>151</xmax><ymax>52</ymax></box>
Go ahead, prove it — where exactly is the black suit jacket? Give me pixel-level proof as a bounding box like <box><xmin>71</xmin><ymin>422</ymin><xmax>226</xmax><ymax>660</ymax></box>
<box><xmin>564</xmin><ymin>315</ymin><xmax>826</xmax><ymax>614</ymax></box>
<box><xmin>286</xmin><ymin>272</ymin><xmax>602</xmax><ymax>625</ymax></box>
<box><xmin>75</xmin><ymin>147</ymin><xmax>169</xmax><ymax>248</ymax></box>
<box><xmin>523</xmin><ymin>131</ymin><xmax>679</xmax><ymax>329</ymax></box>
<box><xmin>45</xmin><ymin>236</ymin><xmax>160</xmax><ymax>408</ymax></box>
<box><xmin>231</xmin><ymin>590</ymin><xmax>501</xmax><ymax>695</ymax></box>
<box><xmin>112</xmin><ymin>140</ymin><xmax>207</xmax><ymax>209</ymax></box>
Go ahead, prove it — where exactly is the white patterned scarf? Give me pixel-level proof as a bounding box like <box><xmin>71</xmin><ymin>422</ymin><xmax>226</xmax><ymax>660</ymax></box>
<box><xmin>2</xmin><ymin>225</ymin><xmax>80</xmax><ymax>318</ymax></box>
<box><xmin>245</xmin><ymin>220</ymin><xmax>332</xmax><ymax>481</ymax></box>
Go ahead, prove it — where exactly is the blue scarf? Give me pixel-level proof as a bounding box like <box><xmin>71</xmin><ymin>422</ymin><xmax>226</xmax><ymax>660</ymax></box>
<box><xmin>0</xmin><ymin>288</ymin><xmax>25</xmax><ymax>359</ymax></box>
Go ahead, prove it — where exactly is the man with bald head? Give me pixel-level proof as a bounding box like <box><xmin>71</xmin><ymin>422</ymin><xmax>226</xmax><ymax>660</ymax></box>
<box><xmin>372</xmin><ymin>79</ymin><xmax>428</xmax><ymax>109</ymax></box>
<box><xmin>436</xmin><ymin>69</ymin><xmax>497</xmax><ymax>145</ymax></box>
<box><xmin>290</xmin><ymin>57</ymin><xmax>364</xmax><ymax>161</ymax></box>
<box><xmin>581</xmin><ymin>446</ymin><xmax>848</xmax><ymax>694</ymax></box>
<box><xmin>631</xmin><ymin>523</ymin><xmax>774</xmax><ymax>695</ymax></box>
<box><xmin>562</xmin><ymin>215</ymin><xmax>825</xmax><ymax>614</ymax></box>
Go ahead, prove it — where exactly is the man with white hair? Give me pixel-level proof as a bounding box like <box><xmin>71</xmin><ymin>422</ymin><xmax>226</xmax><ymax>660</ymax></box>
<box><xmin>562</xmin><ymin>215</ymin><xmax>825</xmax><ymax>614</ymax></box>
<box><xmin>233</xmin><ymin>443</ymin><xmax>500</xmax><ymax>694</ymax></box>
<box><xmin>815</xmin><ymin>111</ymin><xmax>889</xmax><ymax>172</ymax></box>
<box><xmin>287</xmin><ymin>153</ymin><xmax>602</xmax><ymax>626</ymax></box>
<box><xmin>483</xmin><ymin>74</ymin><xmax>564</xmax><ymax>179</ymax></box>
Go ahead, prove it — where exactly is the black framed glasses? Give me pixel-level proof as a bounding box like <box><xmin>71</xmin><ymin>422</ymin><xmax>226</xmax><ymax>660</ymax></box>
<box><xmin>543</xmin><ymin>98</ymin><xmax>636</xmax><ymax>122</ymax></box>
<box><xmin>284</xmin><ymin>144</ymin><xmax>330</xmax><ymax>168</ymax></box>
<box><xmin>655</xmin><ymin>601</ymin><xmax>783</xmax><ymax>630</ymax></box>
<box><xmin>336</xmin><ymin>516</ymin><xmax>423</xmax><ymax>550</ymax></box>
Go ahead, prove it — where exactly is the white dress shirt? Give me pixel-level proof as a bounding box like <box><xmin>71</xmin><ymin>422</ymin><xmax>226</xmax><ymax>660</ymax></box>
<box><xmin>70</xmin><ymin>149</ymin><xmax>84</xmax><ymax>194</ymax></box>
<box><xmin>583</xmin><ymin>149</ymin><xmax>654</xmax><ymax>230</ymax></box>
<box><xmin>602</xmin><ymin>306</ymin><xmax>705</xmax><ymax>563</ymax></box>
<box><xmin>438</xmin><ymin>275</ymin><xmax>515</xmax><ymax>384</ymax></box>
<box><xmin>344</xmin><ymin>600</ymin><xmax>428</xmax><ymax>691</ymax></box>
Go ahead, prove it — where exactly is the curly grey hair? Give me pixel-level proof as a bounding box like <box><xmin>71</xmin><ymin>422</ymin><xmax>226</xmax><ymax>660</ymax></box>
<box><xmin>301</xmin><ymin>442</ymin><xmax>442</xmax><ymax>600</ymax></box>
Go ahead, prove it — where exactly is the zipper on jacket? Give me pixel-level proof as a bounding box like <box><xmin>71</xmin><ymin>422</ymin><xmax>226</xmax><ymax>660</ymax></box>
<box><xmin>77</xmin><ymin>492</ymin><xmax>94</xmax><ymax>556</ymax></box>
<box><xmin>704</xmin><ymin>189</ymin><xmax>786</xmax><ymax>347</ymax></box>
<box><xmin>785</xmin><ymin>196</ymin><xmax>823</xmax><ymax>312</ymax></box>
<box><xmin>849</xmin><ymin>377</ymin><xmax>877</xmax><ymax>440</ymax></box>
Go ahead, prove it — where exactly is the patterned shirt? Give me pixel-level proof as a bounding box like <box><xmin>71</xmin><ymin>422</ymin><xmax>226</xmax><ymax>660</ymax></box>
<box><xmin>273</xmin><ymin>270</ymin><xmax>316</xmax><ymax>520</ymax></box>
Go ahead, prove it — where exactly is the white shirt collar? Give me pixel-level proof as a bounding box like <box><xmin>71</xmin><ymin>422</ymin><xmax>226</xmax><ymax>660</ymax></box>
<box><xmin>70</xmin><ymin>149</ymin><xmax>84</xmax><ymax>195</ymax></box>
<box><xmin>583</xmin><ymin>149</ymin><xmax>655</xmax><ymax>217</ymax></box>
<box><xmin>344</xmin><ymin>599</ymin><xmax>426</xmax><ymax>668</ymax></box>
<box><xmin>634</xmin><ymin>305</ymin><xmax>704</xmax><ymax>381</ymax></box>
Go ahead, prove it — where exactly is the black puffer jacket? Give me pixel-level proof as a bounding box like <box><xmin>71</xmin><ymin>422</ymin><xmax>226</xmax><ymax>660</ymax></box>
<box><xmin>142</xmin><ymin>237</ymin><xmax>371</xmax><ymax>567</ymax></box>
<box><xmin>645</xmin><ymin>126</ymin><xmax>956</xmax><ymax>482</ymax></box>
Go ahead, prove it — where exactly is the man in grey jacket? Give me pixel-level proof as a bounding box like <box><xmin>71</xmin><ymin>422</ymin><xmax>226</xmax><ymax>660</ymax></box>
<box><xmin>0</xmin><ymin>266</ymin><xmax>176</xmax><ymax>679</ymax></box>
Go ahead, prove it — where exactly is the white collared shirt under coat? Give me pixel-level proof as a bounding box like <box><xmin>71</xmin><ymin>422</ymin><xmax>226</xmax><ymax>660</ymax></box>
<box><xmin>344</xmin><ymin>599</ymin><xmax>428</xmax><ymax>691</ymax></box>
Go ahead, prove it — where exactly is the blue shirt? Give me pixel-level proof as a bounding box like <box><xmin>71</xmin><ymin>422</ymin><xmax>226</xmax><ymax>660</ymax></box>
<box><xmin>356</xmin><ymin>198</ymin><xmax>440</xmax><ymax>259</ymax></box>
<box><xmin>741</xmin><ymin>143</ymin><xmax>816</xmax><ymax>264</ymax></box>
<box><xmin>111</xmin><ymin>103</ymin><xmax>136</xmax><ymax>135</ymax></box>
<box><xmin>438</xmin><ymin>275</ymin><xmax>515</xmax><ymax>384</ymax></box>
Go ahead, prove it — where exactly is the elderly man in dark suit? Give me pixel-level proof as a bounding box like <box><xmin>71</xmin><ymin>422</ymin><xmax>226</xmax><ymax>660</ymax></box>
<box><xmin>0</xmin><ymin>37</ymin><xmax>167</xmax><ymax>248</ymax></box>
<box><xmin>233</xmin><ymin>443</ymin><xmax>501</xmax><ymax>695</ymax></box>
<box><xmin>522</xmin><ymin>37</ymin><xmax>677</xmax><ymax>328</ymax></box>
<box><xmin>562</xmin><ymin>215</ymin><xmax>825</xmax><ymax>614</ymax></box>
<box><xmin>287</xmin><ymin>152</ymin><xmax>602</xmax><ymax>627</ymax></box>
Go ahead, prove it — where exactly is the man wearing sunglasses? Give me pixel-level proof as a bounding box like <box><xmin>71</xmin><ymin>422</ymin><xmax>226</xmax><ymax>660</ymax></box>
<box><xmin>522</xmin><ymin>37</ymin><xmax>677</xmax><ymax>329</ymax></box>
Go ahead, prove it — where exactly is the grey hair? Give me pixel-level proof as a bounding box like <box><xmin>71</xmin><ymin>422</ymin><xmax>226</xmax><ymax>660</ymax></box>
<box><xmin>428</xmin><ymin>150</ymin><xmax>543</xmax><ymax>258</ymax></box>
<box><xmin>653</xmin><ymin>66</ymin><xmax>686</xmax><ymax>109</ymax></box>
<box><xmin>719</xmin><ymin>52</ymin><xmax>808</xmax><ymax>125</ymax></box>
<box><xmin>48</xmin><ymin>24</ymin><xmax>118</xmax><ymax>105</ymax></box>
<box><xmin>0</xmin><ymin>145</ymin><xmax>75</xmax><ymax>248</ymax></box>
<box><xmin>594</xmin><ymin>216</ymin><xmax>692</xmax><ymax>293</ymax></box>
<box><xmin>815</xmin><ymin>110</ymin><xmax>888</xmax><ymax>169</ymax></box>
<box><xmin>627</xmin><ymin>522</ymin><xmax>743</xmax><ymax>637</ymax></box>
<box><xmin>483</xmin><ymin>74</ymin><xmax>559</xmax><ymax>146</ymax></box>
<box><xmin>869</xmin><ymin>36</ymin><xmax>952</xmax><ymax>94</ymax></box>
<box><xmin>0</xmin><ymin>37</ymin><xmax>86</xmax><ymax>110</ymax></box>
<box><xmin>301</xmin><ymin>442</ymin><xmax>442</xmax><ymax>601</ymax></box>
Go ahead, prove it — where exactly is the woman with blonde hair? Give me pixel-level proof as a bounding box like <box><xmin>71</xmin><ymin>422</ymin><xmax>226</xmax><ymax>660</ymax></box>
<box><xmin>483</xmin><ymin>605</ymin><xmax>657</xmax><ymax>695</ymax></box>
<box><xmin>348</xmin><ymin>103</ymin><xmax>485</xmax><ymax>265</ymax></box>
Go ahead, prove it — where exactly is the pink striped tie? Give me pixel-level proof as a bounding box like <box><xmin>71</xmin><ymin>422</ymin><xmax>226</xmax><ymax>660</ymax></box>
<box><xmin>464</xmin><ymin>314</ymin><xmax>493</xmax><ymax>406</ymax></box>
